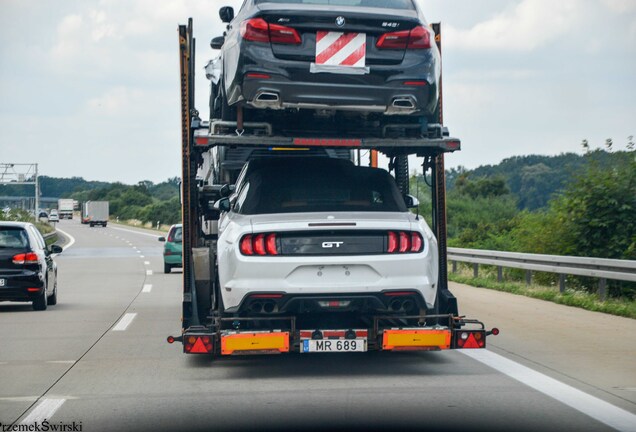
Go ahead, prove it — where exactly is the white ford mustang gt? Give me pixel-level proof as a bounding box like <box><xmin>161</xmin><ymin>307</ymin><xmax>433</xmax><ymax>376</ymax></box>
<box><xmin>216</xmin><ymin>157</ymin><xmax>438</xmax><ymax>322</ymax></box>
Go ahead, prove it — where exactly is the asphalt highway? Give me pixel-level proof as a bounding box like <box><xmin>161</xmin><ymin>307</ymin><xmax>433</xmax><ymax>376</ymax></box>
<box><xmin>0</xmin><ymin>219</ymin><xmax>634</xmax><ymax>432</ymax></box>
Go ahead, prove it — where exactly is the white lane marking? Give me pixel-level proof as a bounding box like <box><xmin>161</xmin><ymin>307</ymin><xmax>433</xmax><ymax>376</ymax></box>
<box><xmin>132</xmin><ymin>246</ymin><xmax>138</xmax><ymax>249</ymax></box>
<box><xmin>55</xmin><ymin>228</ymin><xmax>75</xmax><ymax>251</ymax></box>
<box><xmin>142</xmin><ymin>284</ymin><xmax>152</xmax><ymax>293</ymax></box>
<box><xmin>110</xmin><ymin>225</ymin><xmax>164</xmax><ymax>238</ymax></box>
<box><xmin>137</xmin><ymin>251</ymin><xmax>142</xmax><ymax>254</ymax></box>
<box><xmin>461</xmin><ymin>350</ymin><xmax>636</xmax><ymax>432</ymax></box>
<box><xmin>20</xmin><ymin>398</ymin><xmax>66</xmax><ymax>425</ymax></box>
<box><xmin>0</xmin><ymin>396</ymin><xmax>39</xmax><ymax>402</ymax></box>
<box><xmin>144</xmin><ymin>261</ymin><xmax>150</xmax><ymax>265</ymax></box>
<box><xmin>140</xmin><ymin>255</ymin><xmax>145</xmax><ymax>258</ymax></box>
<box><xmin>46</xmin><ymin>360</ymin><xmax>76</xmax><ymax>364</ymax></box>
<box><xmin>146</xmin><ymin>270</ymin><xmax>153</xmax><ymax>275</ymax></box>
<box><xmin>112</xmin><ymin>313</ymin><xmax>137</xmax><ymax>331</ymax></box>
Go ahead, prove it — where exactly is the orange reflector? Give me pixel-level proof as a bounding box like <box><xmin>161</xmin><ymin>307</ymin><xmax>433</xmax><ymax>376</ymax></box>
<box><xmin>221</xmin><ymin>332</ymin><xmax>289</xmax><ymax>355</ymax></box>
<box><xmin>382</xmin><ymin>329</ymin><xmax>451</xmax><ymax>351</ymax></box>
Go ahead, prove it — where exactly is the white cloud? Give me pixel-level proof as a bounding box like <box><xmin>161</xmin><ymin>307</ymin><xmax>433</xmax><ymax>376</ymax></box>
<box><xmin>601</xmin><ymin>0</ymin><xmax>636</xmax><ymax>13</ymax></box>
<box><xmin>87</xmin><ymin>87</ymin><xmax>144</xmax><ymax>116</ymax></box>
<box><xmin>445</xmin><ymin>0</ymin><xmax>581</xmax><ymax>51</ymax></box>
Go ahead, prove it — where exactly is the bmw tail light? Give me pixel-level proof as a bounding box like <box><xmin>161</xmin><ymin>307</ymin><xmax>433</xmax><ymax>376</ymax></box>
<box><xmin>387</xmin><ymin>231</ymin><xmax>424</xmax><ymax>254</ymax></box>
<box><xmin>240</xmin><ymin>233</ymin><xmax>279</xmax><ymax>256</ymax></box>
<box><xmin>12</xmin><ymin>252</ymin><xmax>38</xmax><ymax>265</ymax></box>
<box><xmin>376</xmin><ymin>29</ymin><xmax>409</xmax><ymax>50</ymax></box>
<box><xmin>406</xmin><ymin>26</ymin><xmax>431</xmax><ymax>49</ymax></box>
<box><xmin>269</xmin><ymin>23</ymin><xmax>301</xmax><ymax>44</ymax></box>
<box><xmin>241</xmin><ymin>18</ymin><xmax>301</xmax><ymax>45</ymax></box>
<box><xmin>241</xmin><ymin>18</ymin><xmax>270</xmax><ymax>43</ymax></box>
<box><xmin>377</xmin><ymin>26</ymin><xmax>431</xmax><ymax>50</ymax></box>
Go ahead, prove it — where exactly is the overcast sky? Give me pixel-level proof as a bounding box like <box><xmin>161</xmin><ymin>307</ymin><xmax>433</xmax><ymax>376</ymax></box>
<box><xmin>0</xmin><ymin>0</ymin><xmax>634</xmax><ymax>184</ymax></box>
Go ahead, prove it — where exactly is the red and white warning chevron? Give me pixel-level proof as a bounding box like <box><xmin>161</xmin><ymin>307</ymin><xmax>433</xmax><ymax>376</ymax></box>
<box><xmin>315</xmin><ymin>31</ymin><xmax>366</xmax><ymax>67</ymax></box>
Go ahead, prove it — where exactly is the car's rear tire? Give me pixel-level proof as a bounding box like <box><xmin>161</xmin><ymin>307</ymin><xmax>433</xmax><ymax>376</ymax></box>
<box><xmin>33</xmin><ymin>286</ymin><xmax>48</xmax><ymax>311</ymax></box>
<box><xmin>48</xmin><ymin>277</ymin><xmax>58</xmax><ymax>306</ymax></box>
<box><xmin>164</xmin><ymin>263</ymin><xmax>171</xmax><ymax>274</ymax></box>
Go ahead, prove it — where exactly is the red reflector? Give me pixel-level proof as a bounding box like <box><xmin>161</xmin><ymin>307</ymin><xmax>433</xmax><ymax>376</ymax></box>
<box><xmin>241</xmin><ymin>18</ymin><xmax>270</xmax><ymax>43</ymax></box>
<box><xmin>251</xmin><ymin>294</ymin><xmax>283</xmax><ymax>299</ymax></box>
<box><xmin>462</xmin><ymin>333</ymin><xmax>482</xmax><ymax>349</ymax></box>
<box><xmin>387</xmin><ymin>231</ymin><xmax>397</xmax><ymax>253</ymax></box>
<box><xmin>13</xmin><ymin>253</ymin><xmax>38</xmax><ymax>265</ymax></box>
<box><xmin>195</xmin><ymin>137</ymin><xmax>209</xmax><ymax>146</ymax></box>
<box><xmin>410</xmin><ymin>232</ymin><xmax>423</xmax><ymax>253</ymax></box>
<box><xmin>253</xmin><ymin>234</ymin><xmax>266</xmax><ymax>256</ymax></box>
<box><xmin>491</xmin><ymin>328</ymin><xmax>500</xmax><ymax>336</ymax></box>
<box><xmin>27</xmin><ymin>288</ymin><xmax>41</xmax><ymax>292</ymax></box>
<box><xmin>384</xmin><ymin>291</ymin><xmax>413</xmax><ymax>296</ymax></box>
<box><xmin>240</xmin><ymin>235</ymin><xmax>253</xmax><ymax>255</ymax></box>
<box><xmin>246</xmin><ymin>73</ymin><xmax>271</xmax><ymax>79</ymax></box>
<box><xmin>447</xmin><ymin>140</ymin><xmax>460</xmax><ymax>150</ymax></box>
<box><xmin>404</xmin><ymin>81</ymin><xmax>427</xmax><ymax>86</ymax></box>
<box><xmin>399</xmin><ymin>232</ymin><xmax>410</xmax><ymax>253</ymax></box>
<box><xmin>293</xmin><ymin>138</ymin><xmax>361</xmax><ymax>147</ymax></box>
<box><xmin>189</xmin><ymin>337</ymin><xmax>211</xmax><ymax>354</ymax></box>
<box><xmin>266</xmin><ymin>233</ymin><xmax>278</xmax><ymax>255</ymax></box>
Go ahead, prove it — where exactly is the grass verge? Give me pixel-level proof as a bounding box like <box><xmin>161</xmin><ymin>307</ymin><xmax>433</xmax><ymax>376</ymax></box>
<box><xmin>449</xmin><ymin>272</ymin><xmax>636</xmax><ymax>319</ymax></box>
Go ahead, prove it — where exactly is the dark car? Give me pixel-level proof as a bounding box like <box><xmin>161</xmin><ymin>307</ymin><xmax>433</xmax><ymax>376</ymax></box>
<box><xmin>211</xmin><ymin>0</ymin><xmax>440</xmax><ymax>126</ymax></box>
<box><xmin>0</xmin><ymin>222</ymin><xmax>62</xmax><ymax>310</ymax></box>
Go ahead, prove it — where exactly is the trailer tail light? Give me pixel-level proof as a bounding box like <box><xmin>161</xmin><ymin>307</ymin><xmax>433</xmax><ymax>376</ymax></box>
<box><xmin>240</xmin><ymin>233</ymin><xmax>279</xmax><ymax>256</ymax></box>
<box><xmin>377</xmin><ymin>26</ymin><xmax>431</xmax><ymax>50</ymax></box>
<box><xmin>184</xmin><ymin>335</ymin><xmax>213</xmax><ymax>354</ymax></box>
<box><xmin>387</xmin><ymin>231</ymin><xmax>423</xmax><ymax>254</ymax></box>
<box><xmin>454</xmin><ymin>330</ymin><xmax>486</xmax><ymax>349</ymax></box>
<box><xmin>241</xmin><ymin>18</ymin><xmax>301</xmax><ymax>45</ymax></box>
<box><xmin>12</xmin><ymin>252</ymin><xmax>38</xmax><ymax>265</ymax></box>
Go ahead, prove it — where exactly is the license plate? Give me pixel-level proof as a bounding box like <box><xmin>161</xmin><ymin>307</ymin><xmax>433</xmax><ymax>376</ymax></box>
<box><xmin>301</xmin><ymin>338</ymin><xmax>366</xmax><ymax>353</ymax></box>
<box><xmin>0</xmin><ymin>278</ymin><xmax>5</xmax><ymax>287</ymax></box>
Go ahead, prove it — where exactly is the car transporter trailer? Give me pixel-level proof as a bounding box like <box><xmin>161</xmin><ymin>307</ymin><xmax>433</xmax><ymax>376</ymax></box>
<box><xmin>168</xmin><ymin>19</ymin><xmax>498</xmax><ymax>357</ymax></box>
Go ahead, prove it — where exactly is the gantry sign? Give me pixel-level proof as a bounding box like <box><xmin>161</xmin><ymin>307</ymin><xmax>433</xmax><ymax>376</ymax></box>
<box><xmin>0</xmin><ymin>163</ymin><xmax>39</xmax><ymax>222</ymax></box>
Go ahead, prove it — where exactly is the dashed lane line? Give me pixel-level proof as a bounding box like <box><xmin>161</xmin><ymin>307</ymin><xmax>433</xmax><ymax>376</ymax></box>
<box><xmin>20</xmin><ymin>398</ymin><xmax>65</xmax><ymax>425</ymax></box>
<box><xmin>460</xmin><ymin>349</ymin><xmax>636</xmax><ymax>432</ymax></box>
<box><xmin>112</xmin><ymin>313</ymin><xmax>137</xmax><ymax>331</ymax></box>
<box><xmin>142</xmin><ymin>284</ymin><xmax>152</xmax><ymax>293</ymax></box>
<box><xmin>109</xmin><ymin>225</ymin><xmax>164</xmax><ymax>239</ymax></box>
<box><xmin>146</xmin><ymin>270</ymin><xmax>153</xmax><ymax>275</ymax></box>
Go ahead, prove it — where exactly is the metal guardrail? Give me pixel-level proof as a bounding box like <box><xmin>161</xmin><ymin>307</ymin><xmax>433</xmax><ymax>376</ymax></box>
<box><xmin>448</xmin><ymin>247</ymin><xmax>636</xmax><ymax>300</ymax></box>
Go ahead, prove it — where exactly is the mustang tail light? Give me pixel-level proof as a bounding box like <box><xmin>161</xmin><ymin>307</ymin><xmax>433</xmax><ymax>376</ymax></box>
<box><xmin>387</xmin><ymin>231</ymin><xmax>423</xmax><ymax>254</ymax></box>
<box><xmin>241</xmin><ymin>18</ymin><xmax>301</xmax><ymax>45</ymax></box>
<box><xmin>13</xmin><ymin>252</ymin><xmax>39</xmax><ymax>265</ymax></box>
<box><xmin>377</xmin><ymin>25</ymin><xmax>431</xmax><ymax>50</ymax></box>
<box><xmin>240</xmin><ymin>233</ymin><xmax>279</xmax><ymax>256</ymax></box>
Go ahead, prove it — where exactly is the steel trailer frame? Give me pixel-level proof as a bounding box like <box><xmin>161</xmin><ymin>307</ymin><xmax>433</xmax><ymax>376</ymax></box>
<box><xmin>172</xmin><ymin>19</ymin><xmax>494</xmax><ymax>356</ymax></box>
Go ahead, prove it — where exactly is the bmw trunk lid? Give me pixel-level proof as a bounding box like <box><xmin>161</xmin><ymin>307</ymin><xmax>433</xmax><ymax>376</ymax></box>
<box><xmin>253</xmin><ymin>4</ymin><xmax>422</xmax><ymax>64</ymax></box>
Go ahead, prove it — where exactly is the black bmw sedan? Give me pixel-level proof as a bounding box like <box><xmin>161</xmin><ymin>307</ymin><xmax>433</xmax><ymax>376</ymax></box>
<box><xmin>0</xmin><ymin>221</ymin><xmax>62</xmax><ymax>310</ymax></box>
<box><xmin>211</xmin><ymin>0</ymin><xmax>440</xmax><ymax>125</ymax></box>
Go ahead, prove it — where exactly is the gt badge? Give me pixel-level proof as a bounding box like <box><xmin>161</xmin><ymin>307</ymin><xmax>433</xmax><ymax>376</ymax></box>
<box><xmin>322</xmin><ymin>241</ymin><xmax>344</xmax><ymax>248</ymax></box>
